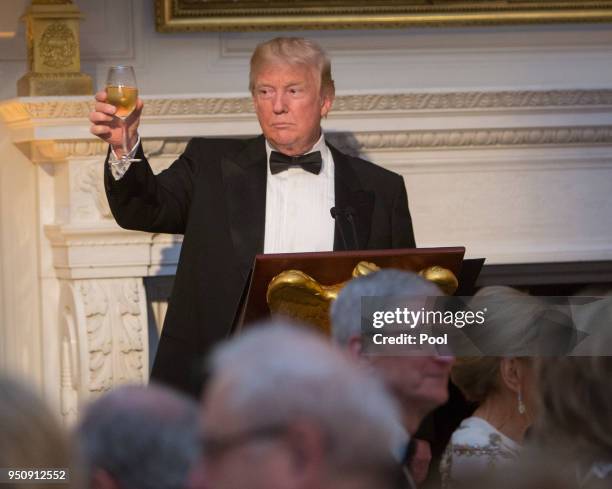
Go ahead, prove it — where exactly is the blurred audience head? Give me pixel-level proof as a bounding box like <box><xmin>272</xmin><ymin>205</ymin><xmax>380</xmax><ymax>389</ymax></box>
<box><xmin>77</xmin><ymin>383</ymin><xmax>200</xmax><ymax>489</ymax></box>
<box><xmin>330</xmin><ymin>269</ymin><xmax>454</xmax><ymax>433</ymax></box>
<box><xmin>535</xmin><ymin>352</ymin><xmax>612</xmax><ymax>486</ymax></box>
<box><xmin>199</xmin><ymin>322</ymin><xmax>403</xmax><ymax>489</ymax></box>
<box><xmin>0</xmin><ymin>374</ymin><xmax>78</xmax><ymax>489</ymax></box>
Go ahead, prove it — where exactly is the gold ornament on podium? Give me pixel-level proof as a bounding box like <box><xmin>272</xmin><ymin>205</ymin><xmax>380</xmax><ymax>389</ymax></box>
<box><xmin>17</xmin><ymin>0</ymin><xmax>92</xmax><ymax>96</ymax></box>
<box><xmin>418</xmin><ymin>265</ymin><xmax>459</xmax><ymax>296</ymax></box>
<box><xmin>266</xmin><ymin>261</ymin><xmax>458</xmax><ymax>335</ymax></box>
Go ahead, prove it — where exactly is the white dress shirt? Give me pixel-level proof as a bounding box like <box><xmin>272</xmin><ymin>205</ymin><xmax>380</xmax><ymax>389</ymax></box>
<box><xmin>264</xmin><ymin>134</ymin><xmax>335</xmax><ymax>253</ymax></box>
<box><xmin>108</xmin><ymin>133</ymin><xmax>336</xmax><ymax>254</ymax></box>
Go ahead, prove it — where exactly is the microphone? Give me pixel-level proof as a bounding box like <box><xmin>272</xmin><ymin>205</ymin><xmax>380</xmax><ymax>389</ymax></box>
<box><xmin>330</xmin><ymin>206</ymin><xmax>359</xmax><ymax>250</ymax></box>
<box><xmin>330</xmin><ymin>206</ymin><xmax>348</xmax><ymax>250</ymax></box>
<box><xmin>344</xmin><ymin>206</ymin><xmax>359</xmax><ymax>250</ymax></box>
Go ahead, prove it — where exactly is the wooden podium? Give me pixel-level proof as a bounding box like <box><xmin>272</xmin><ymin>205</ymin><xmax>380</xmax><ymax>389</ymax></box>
<box><xmin>232</xmin><ymin>246</ymin><xmax>484</xmax><ymax>333</ymax></box>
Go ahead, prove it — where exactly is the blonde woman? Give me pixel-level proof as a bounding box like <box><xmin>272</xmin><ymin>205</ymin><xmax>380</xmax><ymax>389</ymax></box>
<box><xmin>440</xmin><ymin>286</ymin><xmax>542</xmax><ymax>489</ymax></box>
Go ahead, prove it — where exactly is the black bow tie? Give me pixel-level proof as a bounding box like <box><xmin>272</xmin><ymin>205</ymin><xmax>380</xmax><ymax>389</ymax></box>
<box><xmin>269</xmin><ymin>150</ymin><xmax>322</xmax><ymax>175</ymax></box>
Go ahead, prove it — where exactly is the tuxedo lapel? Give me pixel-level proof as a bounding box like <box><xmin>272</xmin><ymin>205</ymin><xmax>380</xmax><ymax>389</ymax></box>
<box><xmin>328</xmin><ymin>142</ymin><xmax>374</xmax><ymax>251</ymax></box>
<box><xmin>220</xmin><ymin>136</ymin><xmax>267</xmax><ymax>277</ymax></box>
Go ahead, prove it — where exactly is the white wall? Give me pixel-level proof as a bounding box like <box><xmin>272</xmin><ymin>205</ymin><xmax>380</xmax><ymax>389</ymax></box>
<box><xmin>1</xmin><ymin>0</ymin><xmax>612</xmax><ymax>100</ymax></box>
<box><xmin>0</xmin><ymin>120</ymin><xmax>42</xmax><ymax>388</ymax></box>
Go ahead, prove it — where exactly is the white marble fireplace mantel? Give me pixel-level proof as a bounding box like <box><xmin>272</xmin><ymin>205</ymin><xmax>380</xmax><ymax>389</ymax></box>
<box><xmin>1</xmin><ymin>90</ymin><xmax>611</xmax><ymax>420</ymax></box>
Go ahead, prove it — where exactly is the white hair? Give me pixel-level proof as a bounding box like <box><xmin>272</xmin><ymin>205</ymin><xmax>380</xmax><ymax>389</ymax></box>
<box><xmin>330</xmin><ymin>269</ymin><xmax>443</xmax><ymax>346</ymax></box>
<box><xmin>208</xmin><ymin>322</ymin><xmax>402</xmax><ymax>474</ymax></box>
<box><xmin>77</xmin><ymin>384</ymin><xmax>200</xmax><ymax>489</ymax></box>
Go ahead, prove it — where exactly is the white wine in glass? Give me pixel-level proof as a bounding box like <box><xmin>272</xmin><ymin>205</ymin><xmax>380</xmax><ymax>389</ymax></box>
<box><xmin>105</xmin><ymin>65</ymin><xmax>139</xmax><ymax>162</ymax></box>
<box><xmin>106</xmin><ymin>85</ymin><xmax>138</xmax><ymax>118</ymax></box>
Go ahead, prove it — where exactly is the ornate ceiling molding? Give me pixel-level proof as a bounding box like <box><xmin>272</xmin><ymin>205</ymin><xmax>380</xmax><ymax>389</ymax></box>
<box><xmin>3</xmin><ymin>89</ymin><xmax>612</xmax><ymax>122</ymax></box>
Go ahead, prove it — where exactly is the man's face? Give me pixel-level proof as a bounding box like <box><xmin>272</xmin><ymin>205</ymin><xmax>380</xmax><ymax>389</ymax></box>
<box><xmin>196</xmin><ymin>379</ymin><xmax>300</xmax><ymax>489</ymax></box>
<box><xmin>370</xmin><ymin>355</ymin><xmax>453</xmax><ymax>417</ymax></box>
<box><xmin>252</xmin><ymin>62</ymin><xmax>333</xmax><ymax>156</ymax></box>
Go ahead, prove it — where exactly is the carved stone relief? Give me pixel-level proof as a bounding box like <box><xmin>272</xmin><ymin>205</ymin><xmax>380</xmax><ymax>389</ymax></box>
<box><xmin>59</xmin><ymin>287</ymin><xmax>79</xmax><ymax>424</ymax></box>
<box><xmin>40</xmin><ymin>23</ymin><xmax>77</xmax><ymax>70</ymax></box>
<box><xmin>59</xmin><ymin>278</ymin><xmax>148</xmax><ymax>421</ymax></box>
<box><xmin>75</xmin><ymin>160</ymin><xmax>112</xmax><ymax>220</ymax></box>
<box><xmin>115</xmin><ymin>279</ymin><xmax>146</xmax><ymax>383</ymax></box>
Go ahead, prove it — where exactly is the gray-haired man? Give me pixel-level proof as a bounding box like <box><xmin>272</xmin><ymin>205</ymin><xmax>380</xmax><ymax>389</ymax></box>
<box><xmin>76</xmin><ymin>384</ymin><xmax>200</xmax><ymax>489</ymax></box>
<box><xmin>331</xmin><ymin>269</ymin><xmax>455</xmax><ymax>486</ymax></box>
<box><xmin>196</xmin><ymin>322</ymin><xmax>405</xmax><ymax>489</ymax></box>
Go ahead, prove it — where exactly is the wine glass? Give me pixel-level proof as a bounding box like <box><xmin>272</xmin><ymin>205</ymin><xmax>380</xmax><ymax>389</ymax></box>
<box><xmin>105</xmin><ymin>65</ymin><xmax>140</xmax><ymax>162</ymax></box>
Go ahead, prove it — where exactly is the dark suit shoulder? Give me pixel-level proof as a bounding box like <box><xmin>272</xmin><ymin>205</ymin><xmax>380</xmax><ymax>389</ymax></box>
<box><xmin>327</xmin><ymin>139</ymin><xmax>402</xmax><ymax>182</ymax></box>
<box><xmin>348</xmin><ymin>153</ymin><xmax>403</xmax><ymax>182</ymax></box>
<box><xmin>330</xmin><ymin>147</ymin><xmax>405</xmax><ymax>196</ymax></box>
<box><xmin>173</xmin><ymin>136</ymin><xmax>262</xmax><ymax>177</ymax></box>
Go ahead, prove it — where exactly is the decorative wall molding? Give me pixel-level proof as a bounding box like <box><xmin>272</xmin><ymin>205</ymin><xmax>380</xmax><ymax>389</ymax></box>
<box><xmin>45</xmin><ymin>224</ymin><xmax>181</xmax><ymax>280</ymax></box>
<box><xmin>74</xmin><ymin>159</ymin><xmax>112</xmax><ymax>219</ymax></box>
<box><xmin>326</xmin><ymin>127</ymin><xmax>612</xmax><ymax>152</ymax></box>
<box><xmin>60</xmin><ymin>337</ymin><xmax>78</xmax><ymax>425</ymax></box>
<box><xmin>332</xmin><ymin>90</ymin><xmax>612</xmax><ymax>112</ymax></box>
<box><xmin>143</xmin><ymin>139</ymin><xmax>188</xmax><ymax>159</ymax></box>
<box><xmin>0</xmin><ymin>99</ymin><xmax>92</xmax><ymax>121</ymax></box>
<box><xmin>59</xmin><ymin>277</ymin><xmax>148</xmax><ymax>421</ymax></box>
<box><xmin>27</xmin><ymin>140</ymin><xmax>186</xmax><ymax>161</ymax></box>
<box><xmin>128</xmin><ymin>126</ymin><xmax>612</xmax><ymax>159</ymax></box>
<box><xmin>35</xmin><ymin>125</ymin><xmax>612</xmax><ymax>165</ymax></box>
<box><xmin>80</xmin><ymin>280</ymin><xmax>113</xmax><ymax>393</ymax></box>
<box><xmin>56</xmin><ymin>140</ymin><xmax>109</xmax><ymax>157</ymax></box>
<box><xmin>3</xmin><ymin>89</ymin><xmax>612</xmax><ymax>123</ymax></box>
<box><xmin>142</xmin><ymin>96</ymin><xmax>254</xmax><ymax>117</ymax></box>
<box><xmin>140</xmin><ymin>126</ymin><xmax>612</xmax><ymax>154</ymax></box>
<box><xmin>114</xmin><ymin>279</ymin><xmax>147</xmax><ymax>383</ymax></box>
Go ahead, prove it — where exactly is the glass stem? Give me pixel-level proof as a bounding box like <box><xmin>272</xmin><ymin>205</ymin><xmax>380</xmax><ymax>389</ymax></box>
<box><xmin>122</xmin><ymin>118</ymin><xmax>128</xmax><ymax>161</ymax></box>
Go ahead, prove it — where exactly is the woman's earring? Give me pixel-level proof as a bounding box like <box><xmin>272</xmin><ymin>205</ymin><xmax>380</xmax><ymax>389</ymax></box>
<box><xmin>518</xmin><ymin>390</ymin><xmax>526</xmax><ymax>415</ymax></box>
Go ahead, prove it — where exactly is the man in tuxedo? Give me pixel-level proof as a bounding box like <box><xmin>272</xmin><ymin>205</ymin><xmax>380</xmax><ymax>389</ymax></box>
<box><xmin>89</xmin><ymin>37</ymin><xmax>416</xmax><ymax>396</ymax></box>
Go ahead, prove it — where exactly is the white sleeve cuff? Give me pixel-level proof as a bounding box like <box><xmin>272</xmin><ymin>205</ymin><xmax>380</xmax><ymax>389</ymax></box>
<box><xmin>108</xmin><ymin>135</ymin><xmax>141</xmax><ymax>180</ymax></box>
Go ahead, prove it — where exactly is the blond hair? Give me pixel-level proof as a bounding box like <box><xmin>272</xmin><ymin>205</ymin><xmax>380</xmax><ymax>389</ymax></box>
<box><xmin>451</xmin><ymin>286</ymin><xmax>543</xmax><ymax>403</ymax></box>
<box><xmin>249</xmin><ymin>37</ymin><xmax>335</xmax><ymax>97</ymax></box>
<box><xmin>451</xmin><ymin>357</ymin><xmax>501</xmax><ymax>404</ymax></box>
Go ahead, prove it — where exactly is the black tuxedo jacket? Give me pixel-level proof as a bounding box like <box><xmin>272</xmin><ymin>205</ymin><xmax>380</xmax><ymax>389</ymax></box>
<box><xmin>105</xmin><ymin>135</ymin><xmax>415</xmax><ymax>396</ymax></box>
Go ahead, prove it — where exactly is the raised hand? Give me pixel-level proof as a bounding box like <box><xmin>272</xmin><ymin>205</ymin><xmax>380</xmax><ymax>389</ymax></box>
<box><xmin>89</xmin><ymin>89</ymin><xmax>143</xmax><ymax>158</ymax></box>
